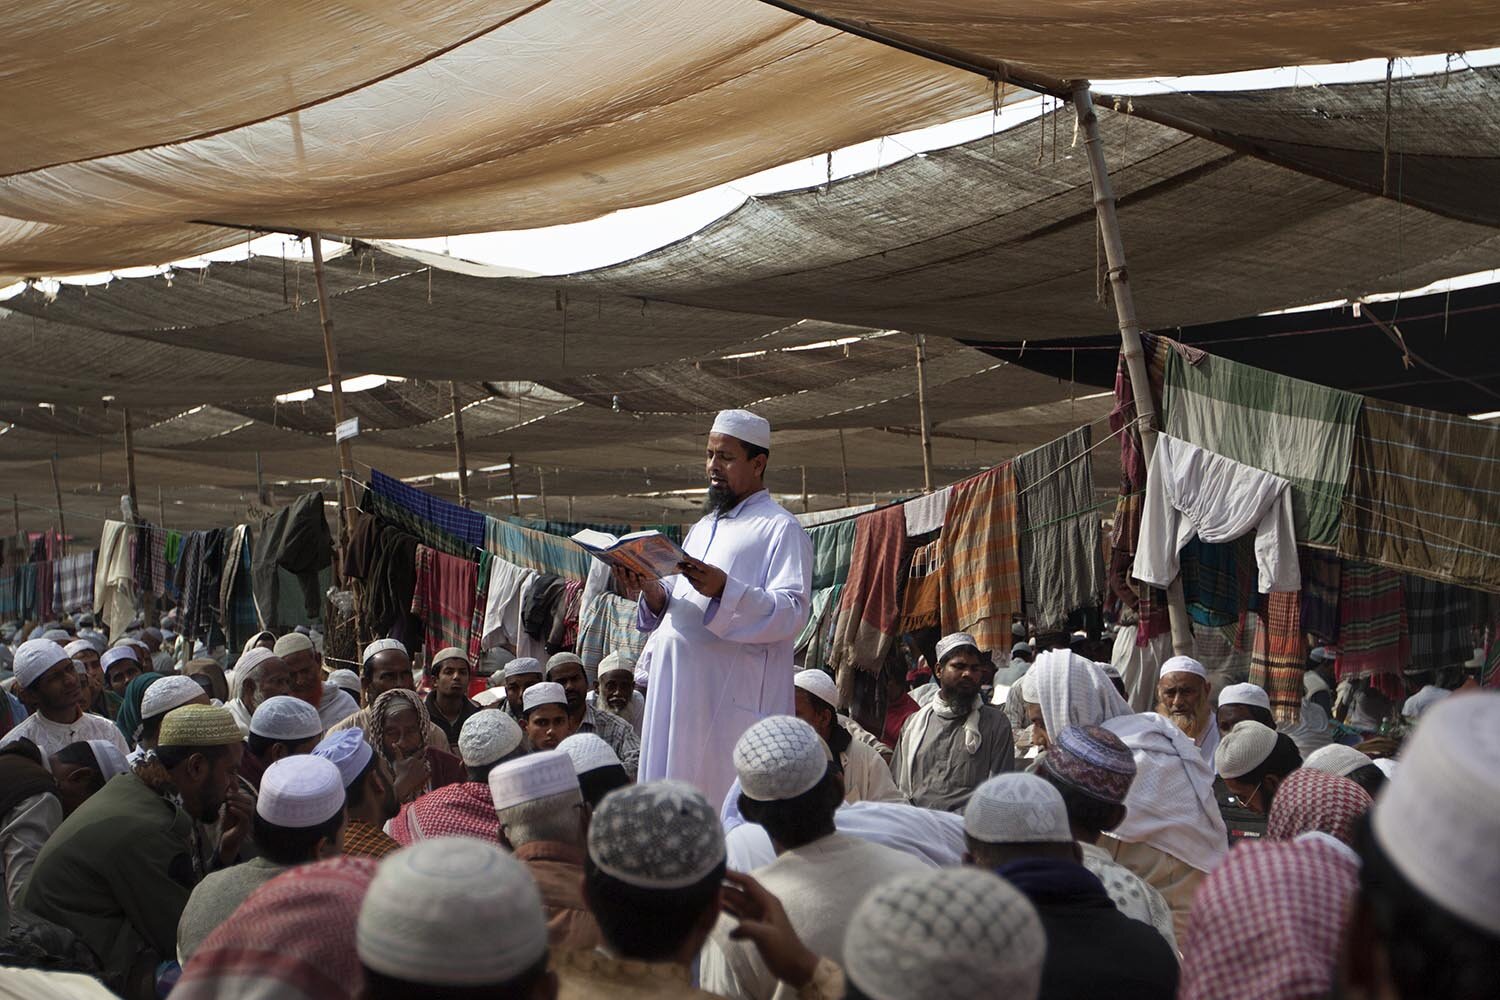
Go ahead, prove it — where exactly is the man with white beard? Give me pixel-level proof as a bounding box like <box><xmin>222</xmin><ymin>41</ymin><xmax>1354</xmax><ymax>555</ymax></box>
<box><xmin>1155</xmin><ymin>655</ymin><xmax>1218</xmax><ymax>765</ymax></box>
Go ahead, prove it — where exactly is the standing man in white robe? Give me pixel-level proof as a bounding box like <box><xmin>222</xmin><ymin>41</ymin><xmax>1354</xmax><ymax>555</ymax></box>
<box><xmin>615</xmin><ymin>409</ymin><xmax>813</xmax><ymax>809</ymax></box>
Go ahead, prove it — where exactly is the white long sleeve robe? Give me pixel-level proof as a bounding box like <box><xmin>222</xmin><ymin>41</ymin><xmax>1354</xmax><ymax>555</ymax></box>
<box><xmin>636</xmin><ymin>489</ymin><xmax>813</xmax><ymax>808</ymax></box>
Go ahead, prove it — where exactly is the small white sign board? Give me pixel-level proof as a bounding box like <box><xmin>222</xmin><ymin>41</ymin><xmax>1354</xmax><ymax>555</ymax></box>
<box><xmin>336</xmin><ymin>417</ymin><xmax>360</xmax><ymax>442</ymax></box>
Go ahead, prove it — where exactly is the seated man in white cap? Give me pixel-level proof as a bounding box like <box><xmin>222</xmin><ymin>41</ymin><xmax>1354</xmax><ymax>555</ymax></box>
<box><xmin>701</xmin><ymin>716</ymin><xmax>926</xmax><ymax>1000</ymax></box>
<box><xmin>312</xmin><ymin>729</ymin><xmax>401</xmax><ymax>860</ymax></box>
<box><xmin>273</xmin><ymin>631</ymin><xmax>358</xmax><ymax>735</ymax></box>
<box><xmin>326</xmin><ymin>639</ymin><xmax>448</xmax><ymax>752</ymax></box>
<box><xmin>963</xmin><ymin>772</ymin><xmax>1178</xmax><ymax>999</ymax></box>
<box><xmin>130</xmin><ymin>675</ymin><xmax>211</xmax><ymax>764</ymax></box>
<box><xmin>588</xmin><ymin>649</ymin><xmax>645</xmax><ymax>737</ymax></box>
<box><xmin>557</xmin><ymin>732</ymin><xmax>630</xmax><ymax>808</ymax></box>
<box><xmin>356</xmin><ymin>838</ymin><xmax>555</xmax><ymax>1000</ymax></box>
<box><xmin>502</xmin><ymin>656</ymin><xmax>545</xmax><ymax>723</ymax></box>
<box><xmin>842</xmin><ymin>867</ymin><xmax>1045</xmax><ymax>1000</ymax></box>
<box><xmin>423</xmin><ymin>647</ymin><xmax>482</xmax><ymax>754</ymax></box>
<box><xmin>489</xmin><ymin>750</ymin><xmax>601</xmax><ymax>952</ymax></box>
<box><xmin>1215</xmin><ymin>681</ymin><xmax>1275</xmax><ymax>736</ymax></box>
<box><xmin>25</xmin><ymin>704</ymin><xmax>247</xmax><ymax>995</ymax></box>
<box><xmin>1</xmin><ymin>639</ymin><xmax>128</xmax><ymax>758</ymax></box>
<box><xmin>792</xmin><ymin>668</ymin><xmax>903</xmax><ymax>805</ymax></box>
<box><xmin>522</xmin><ymin>681</ymin><xmax>577</xmax><ymax>752</ymax></box>
<box><xmin>1214</xmin><ymin>721</ymin><xmax>1302</xmax><ymax>818</ymax></box>
<box><xmin>1338</xmin><ymin>693</ymin><xmax>1500</xmax><ymax>1000</ymax></box>
<box><xmin>1156</xmin><ymin>655</ymin><xmax>1218</xmax><ymax>764</ymax></box>
<box><xmin>612</xmin><ymin>408</ymin><xmax>813</xmax><ymax>808</ymax></box>
<box><xmin>242</xmin><ymin>695</ymin><xmax>324</xmax><ymax>794</ymax></box>
<box><xmin>176</xmin><ymin>754</ymin><xmax>347</xmax><ymax>963</ymax></box>
<box><xmin>547</xmin><ymin>652</ymin><xmax>639</xmax><ymax>778</ymax></box>
<box><xmin>225</xmin><ymin>647</ymin><xmax>294</xmax><ymax>736</ymax></box>
<box><xmin>1303</xmin><ymin>742</ymin><xmax>1387</xmax><ymax>797</ymax></box>
<box><xmin>890</xmin><ymin>632</ymin><xmax>1014</xmax><ymax>812</ymax></box>
<box><xmin>391</xmin><ymin>709</ymin><xmax>525</xmax><ymax>845</ymax></box>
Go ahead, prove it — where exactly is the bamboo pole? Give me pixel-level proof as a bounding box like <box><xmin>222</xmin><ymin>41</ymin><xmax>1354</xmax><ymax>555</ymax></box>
<box><xmin>1072</xmin><ymin>83</ymin><xmax>1194</xmax><ymax>657</ymax></box>
<box><xmin>49</xmin><ymin>455</ymin><xmax>66</xmax><ymax>556</ymax></box>
<box><xmin>255</xmin><ymin>451</ymin><xmax>268</xmax><ymax>507</ymax></box>
<box><xmin>10</xmin><ymin>495</ymin><xmax>19</xmax><ymax>536</ymax></box>
<box><xmin>507</xmin><ymin>456</ymin><xmax>521</xmax><ymax>516</ymax></box>
<box><xmin>913</xmin><ymin>334</ymin><xmax>935</xmax><ymax>494</ymax></box>
<box><xmin>837</xmin><ymin>429</ymin><xmax>852</xmax><ymax>506</ymax></box>
<box><xmin>122</xmin><ymin>407</ymin><xmax>138</xmax><ymax>519</ymax></box>
<box><xmin>309</xmin><ymin>236</ymin><xmax>357</xmax><ymax>554</ymax></box>
<box><xmin>157</xmin><ymin>486</ymin><xmax>166</xmax><ymax>529</ymax></box>
<box><xmin>801</xmin><ymin>465</ymin><xmax>810</xmax><ymax>513</ymax></box>
<box><xmin>449</xmin><ymin>381</ymin><xmax>471</xmax><ymax>508</ymax></box>
<box><xmin>539</xmin><ymin>467</ymin><xmax>549</xmax><ymax>521</ymax></box>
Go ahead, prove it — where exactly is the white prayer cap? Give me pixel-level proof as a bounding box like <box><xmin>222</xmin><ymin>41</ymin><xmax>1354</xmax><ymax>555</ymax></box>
<box><xmin>935</xmin><ymin>632</ymin><xmax>979</xmax><ymax>664</ymax></box>
<box><xmin>1215</xmin><ymin>720</ymin><xmax>1279</xmax><ymax>779</ymax></box>
<box><xmin>257</xmin><ymin>755</ymin><xmax>346</xmax><ymax>828</ymax></box>
<box><xmin>272</xmin><ymin>632</ymin><xmax>315</xmax><ymax>658</ymax></box>
<box><xmin>710</xmin><ymin>408</ymin><xmax>771</xmax><ymax>450</ymax></box>
<box><xmin>521</xmin><ymin>681</ymin><xmax>567</xmax><ymax>714</ymax></box>
<box><xmin>478</xmin><ymin>646</ymin><xmax>514</xmax><ymax>675</ymax></box>
<box><xmin>793</xmin><ymin>669</ymin><xmax>839</xmax><ymax>710</ymax></box>
<box><xmin>1012</xmin><ymin>621</ymin><xmax>1027</xmax><ymax>638</ymax></box>
<box><xmin>100</xmin><ymin>645</ymin><xmax>139</xmax><ymax>673</ymax></box>
<box><xmin>1218</xmin><ymin>682</ymin><xmax>1271</xmax><ymax>711</ymax></box>
<box><xmin>14</xmin><ymin>638</ymin><xmax>70</xmax><ymax>688</ymax></box>
<box><xmin>1160</xmin><ymin>655</ymin><xmax>1208</xmax><ymax>681</ymax></box>
<box><xmin>1011</xmin><ymin>641</ymin><xmax>1031</xmax><ymax>655</ymax></box>
<box><xmin>327</xmin><ymin>668</ymin><xmax>362</xmax><ymax>699</ymax></box>
<box><xmin>430</xmin><ymin>646</ymin><xmax>469</xmax><ymax>670</ymax></box>
<box><xmin>41</xmin><ymin>629</ymin><xmax>71</xmax><ymax>644</ymax></box>
<box><xmin>64</xmin><ymin>639</ymin><xmax>98</xmax><ymax>660</ymax></box>
<box><xmin>250</xmin><ymin>695</ymin><xmax>323</xmax><ymax>742</ymax></box>
<box><xmin>458</xmin><ymin>710</ymin><xmax>523</xmax><ymax>768</ymax></box>
<box><xmin>140</xmin><ymin>675</ymin><xmax>205</xmax><ymax>721</ymax></box>
<box><xmin>504</xmin><ymin>656</ymin><xmax>543</xmax><ymax>680</ymax></box>
<box><xmin>360</xmin><ymin>638</ymin><xmax>408</xmax><ymax>665</ymax></box>
<box><xmin>357</xmin><ymin>838</ymin><xmax>548</xmax><ymax>986</ymax></box>
<box><xmin>1401</xmin><ymin>684</ymin><xmax>1451</xmax><ymax>721</ymax></box>
<box><xmin>1303</xmin><ymin>743</ymin><xmax>1375</xmax><ymax>779</ymax></box>
<box><xmin>558</xmin><ymin>732</ymin><xmax>621</xmax><ymax>776</ymax></box>
<box><xmin>844</xmin><ymin>867</ymin><xmax>1045</xmax><ymax>1000</ymax></box>
<box><xmin>545</xmin><ymin>652</ymin><xmax>583</xmax><ymax>679</ymax></box>
<box><xmin>86</xmin><ymin>740</ymin><xmax>130</xmax><ymax>781</ymax></box>
<box><xmin>74</xmin><ymin>633</ymin><xmax>106</xmax><ymax>654</ymax></box>
<box><xmin>597</xmin><ymin>650</ymin><xmax>634</xmax><ymax>679</ymax></box>
<box><xmin>488</xmin><ymin>750</ymin><xmax>579</xmax><ymax>812</ymax></box>
<box><xmin>733</xmin><ymin>715</ymin><xmax>828</xmax><ymax>803</ymax></box>
<box><xmin>1374</xmin><ymin>693</ymin><xmax>1500</xmax><ymax>935</ymax></box>
<box><xmin>233</xmin><ymin>646</ymin><xmax>278</xmax><ymax>681</ymax></box>
<box><xmin>313</xmin><ymin>729</ymin><xmax>373</xmax><ymax>788</ymax></box>
<box><xmin>1309</xmin><ymin>646</ymin><xmax>1335</xmax><ymax>663</ymax></box>
<box><xmin>588</xmin><ymin>780</ymin><xmax>725</xmax><ymax>889</ymax></box>
<box><xmin>963</xmin><ymin>773</ymin><xmax>1072</xmax><ymax>844</ymax></box>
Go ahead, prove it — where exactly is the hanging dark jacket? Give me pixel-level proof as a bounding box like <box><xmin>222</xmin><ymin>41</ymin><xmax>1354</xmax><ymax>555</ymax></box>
<box><xmin>251</xmin><ymin>491</ymin><xmax>333</xmax><ymax>629</ymax></box>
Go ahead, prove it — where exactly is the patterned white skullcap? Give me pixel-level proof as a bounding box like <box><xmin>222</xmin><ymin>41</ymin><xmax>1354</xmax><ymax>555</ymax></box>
<box><xmin>313</xmin><ymin>729</ymin><xmax>373</xmax><ymax>789</ymax></box>
<box><xmin>357</xmin><ymin>838</ymin><xmax>548</xmax><ymax>986</ymax></box>
<box><xmin>545</xmin><ymin>652</ymin><xmax>583</xmax><ymax>679</ymax></box>
<box><xmin>733</xmin><ymin>715</ymin><xmax>828</xmax><ymax>802</ymax></box>
<box><xmin>488</xmin><ymin>750</ymin><xmax>579</xmax><ymax>813</ymax></box>
<box><xmin>430</xmin><ymin>647</ymin><xmax>469</xmax><ymax>670</ymax></box>
<box><xmin>1374</xmin><ymin>693</ymin><xmax>1500</xmax><ymax>935</ymax></box>
<box><xmin>710</xmin><ymin>409</ymin><xmax>771</xmax><ymax>449</ymax></box>
<box><xmin>521</xmin><ymin>681</ymin><xmax>568</xmax><ymax>714</ymax></box>
<box><xmin>272</xmin><ymin>632</ymin><xmax>316</xmax><ymax>658</ymax></box>
<box><xmin>140</xmin><ymin>675</ymin><xmax>205</xmax><ymax>721</ymax></box>
<box><xmin>1218</xmin><ymin>682</ymin><xmax>1271</xmax><ymax>711</ymax></box>
<box><xmin>558</xmin><ymin>732</ymin><xmax>621</xmax><ymax>775</ymax></box>
<box><xmin>327</xmin><ymin>668</ymin><xmax>362</xmax><ymax>698</ymax></box>
<box><xmin>793</xmin><ymin>669</ymin><xmax>839</xmax><ymax>710</ymax></box>
<box><xmin>100</xmin><ymin>645</ymin><xmax>139</xmax><ymax>673</ymax></box>
<box><xmin>458</xmin><ymin>710</ymin><xmax>523</xmax><ymax>768</ymax></box>
<box><xmin>14</xmin><ymin>638</ymin><xmax>70</xmax><ymax>688</ymax></box>
<box><xmin>1161</xmin><ymin>655</ymin><xmax>1208</xmax><ymax>681</ymax></box>
<box><xmin>250</xmin><ymin>695</ymin><xmax>323</xmax><ymax>742</ymax></box>
<box><xmin>41</xmin><ymin>629</ymin><xmax>71</xmax><ymax>644</ymax></box>
<box><xmin>935</xmin><ymin>632</ymin><xmax>979</xmax><ymax>664</ymax></box>
<box><xmin>360</xmin><ymin>638</ymin><xmax>408</xmax><ymax>665</ymax></box>
<box><xmin>65</xmin><ymin>639</ymin><xmax>98</xmax><ymax>660</ymax></box>
<box><xmin>597</xmin><ymin>650</ymin><xmax>634</xmax><ymax>679</ymax></box>
<box><xmin>1303</xmin><ymin>744</ymin><xmax>1374</xmax><ymax>779</ymax></box>
<box><xmin>588</xmin><ymin>780</ymin><xmax>726</xmax><ymax>889</ymax></box>
<box><xmin>504</xmin><ymin>656</ymin><xmax>543</xmax><ymax>680</ymax></box>
<box><xmin>257</xmin><ymin>755</ymin><xmax>346</xmax><ymax>828</ymax></box>
<box><xmin>963</xmin><ymin>773</ymin><xmax>1072</xmax><ymax>844</ymax></box>
<box><xmin>844</xmin><ymin>867</ymin><xmax>1045</xmax><ymax>1000</ymax></box>
<box><xmin>1215</xmin><ymin>720</ymin><xmax>1278</xmax><ymax>779</ymax></box>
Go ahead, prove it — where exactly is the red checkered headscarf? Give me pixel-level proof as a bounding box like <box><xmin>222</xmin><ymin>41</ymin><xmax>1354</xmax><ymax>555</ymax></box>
<box><xmin>1178</xmin><ymin>838</ymin><xmax>1358</xmax><ymax>1000</ymax></box>
<box><xmin>174</xmin><ymin>856</ymin><xmax>378</xmax><ymax>1000</ymax></box>
<box><xmin>1267</xmin><ymin>767</ymin><xmax>1372</xmax><ymax>846</ymax></box>
<box><xmin>389</xmin><ymin>782</ymin><xmax>499</xmax><ymax>846</ymax></box>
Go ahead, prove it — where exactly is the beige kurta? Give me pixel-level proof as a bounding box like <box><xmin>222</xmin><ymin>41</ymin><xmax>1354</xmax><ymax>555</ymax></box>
<box><xmin>1100</xmin><ymin>836</ymin><xmax>1205</xmax><ymax>945</ymax></box>
<box><xmin>838</xmin><ymin>722</ymin><xmax>903</xmax><ymax>805</ymax></box>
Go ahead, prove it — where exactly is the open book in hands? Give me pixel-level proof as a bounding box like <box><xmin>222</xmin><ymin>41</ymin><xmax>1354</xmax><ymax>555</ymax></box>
<box><xmin>570</xmin><ymin>529</ymin><xmax>689</xmax><ymax>580</ymax></box>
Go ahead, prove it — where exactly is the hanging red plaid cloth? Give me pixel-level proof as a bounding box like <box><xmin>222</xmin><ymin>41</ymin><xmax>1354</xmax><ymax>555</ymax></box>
<box><xmin>410</xmin><ymin>545</ymin><xmax>479</xmax><ymax>658</ymax></box>
<box><xmin>1333</xmin><ymin>562</ymin><xmax>1408</xmax><ymax>703</ymax></box>
<box><xmin>1249</xmin><ymin>591</ymin><xmax>1307</xmax><ymax>724</ymax></box>
<box><xmin>938</xmin><ymin>464</ymin><xmax>1022</xmax><ymax>655</ymax></box>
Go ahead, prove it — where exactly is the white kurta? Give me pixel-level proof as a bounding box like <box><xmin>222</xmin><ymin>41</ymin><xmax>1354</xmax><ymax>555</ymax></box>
<box><xmin>637</xmin><ymin>489</ymin><xmax>813</xmax><ymax>807</ymax></box>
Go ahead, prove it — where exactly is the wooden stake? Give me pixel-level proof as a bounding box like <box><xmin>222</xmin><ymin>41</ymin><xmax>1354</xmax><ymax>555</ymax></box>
<box><xmin>12</xmin><ymin>494</ymin><xmax>20</xmax><ymax>536</ymax></box>
<box><xmin>157</xmin><ymin>485</ymin><xmax>166</xmax><ymax>529</ymax></box>
<box><xmin>122</xmin><ymin>407</ymin><xmax>139</xmax><ymax>520</ymax></box>
<box><xmin>801</xmin><ymin>465</ymin><xmax>810</xmax><ymax>513</ymax></box>
<box><xmin>913</xmin><ymin>334</ymin><xmax>935</xmax><ymax>493</ymax></box>
<box><xmin>1072</xmin><ymin>83</ymin><xmax>1194</xmax><ymax>657</ymax></box>
<box><xmin>309</xmin><ymin>236</ymin><xmax>357</xmax><ymax>554</ymax></box>
<box><xmin>449</xmin><ymin>381</ymin><xmax>471</xmax><ymax>508</ymax></box>
<box><xmin>507</xmin><ymin>455</ymin><xmax>521</xmax><ymax>517</ymax></box>
<box><xmin>538</xmin><ymin>467</ymin><xmax>549</xmax><ymax>521</ymax></box>
<box><xmin>255</xmin><ymin>451</ymin><xmax>268</xmax><ymax>507</ymax></box>
<box><xmin>568</xmin><ymin>496</ymin><xmax>575</xmax><ymax>521</ymax></box>
<box><xmin>49</xmin><ymin>455</ymin><xmax>66</xmax><ymax>556</ymax></box>
<box><xmin>837</xmin><ymin>429</ymin><xmax>852</xmax><ymax>506</ymax></box>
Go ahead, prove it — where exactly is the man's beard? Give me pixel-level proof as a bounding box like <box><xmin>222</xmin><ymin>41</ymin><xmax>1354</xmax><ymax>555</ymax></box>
<box><xmin>1164</xmin><ymin>703</ymin><xmax>1209</xmax><ymax>740</ymax></box>
<box><xmin>939</xmin><ymin>687</ymin><xmax>978</xmax><ymax>714</ymax></box>
<box><xmin>703</xmin><ymin>482</ymin><xmax>740</xmax><ymax>516</ymax></box>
